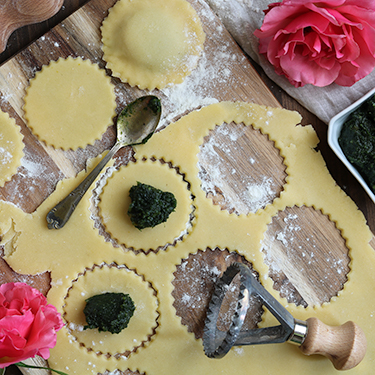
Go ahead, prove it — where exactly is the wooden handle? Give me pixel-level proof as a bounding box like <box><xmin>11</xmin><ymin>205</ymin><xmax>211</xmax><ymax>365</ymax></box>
<box><xmin>0</xmin><ymin>0</ymin><xmax>64</xmax><ymax>53</ymax></box>
<box><xmin>300</xmin><ymin>317</ymin><xmax>367</xmax><ymax>370</ymax></box>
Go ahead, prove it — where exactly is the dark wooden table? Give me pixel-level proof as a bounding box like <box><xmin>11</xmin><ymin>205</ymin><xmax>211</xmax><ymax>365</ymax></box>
<box><xmin>1</xmin><ymin>1</ymin><xmax>374</xmax><ymax>374</ymax></box>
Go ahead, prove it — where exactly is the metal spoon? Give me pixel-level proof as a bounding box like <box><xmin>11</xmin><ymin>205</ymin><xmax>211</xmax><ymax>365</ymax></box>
<box><xmin>46</xmin><ymin>95</ymin><xmax>162</xmax><ymax>229</ymax></box>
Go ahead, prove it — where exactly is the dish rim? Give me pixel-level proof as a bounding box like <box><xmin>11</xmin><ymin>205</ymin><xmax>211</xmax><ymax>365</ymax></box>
<box><xmin>327</xmin><ymin>87</ymin><xmax>375</xmax><ymax>204</ymax></box>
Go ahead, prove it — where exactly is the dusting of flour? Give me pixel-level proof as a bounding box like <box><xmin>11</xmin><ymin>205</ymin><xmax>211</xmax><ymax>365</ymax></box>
<box><xmin>198</xmin><ymin>122</ymin><xmax>279</xmax><ymax>215</ymax></box>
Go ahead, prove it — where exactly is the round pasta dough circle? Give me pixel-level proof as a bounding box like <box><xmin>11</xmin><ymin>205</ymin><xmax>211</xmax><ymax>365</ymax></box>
<box><xmin>101</xmin><ymin>0</ymin><xmax>205</xmax><ymax>89</ymax></box>
<box><xmin>98</xmin><ymin>159</ymin><xmax>193</xmax><ymax>252</ymax></box>
<box><xmin>64</xmin><ymin>264</ymin><xmax>158</xmax><ymax>356</ymax></box>
<box><xmin>23</xmin><ymin>57</ymin><xmax>116</xmax><ymax>150</ymax></box>
<box><xmin>0</xmin><ymin>109</ymin><xmax>24</xmax><ymax>187</ymax></box>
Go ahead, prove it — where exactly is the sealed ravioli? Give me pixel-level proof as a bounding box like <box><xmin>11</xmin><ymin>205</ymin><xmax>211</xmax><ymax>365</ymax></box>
<box><xmin>101</xmin><ymin>0</ymin><xmax>205</xmax><ymax>89</ymax></box>
<box><xmin>23</xmin><ymin>57</ymin><xmax>116</xmax><ymax>150</ymax></box>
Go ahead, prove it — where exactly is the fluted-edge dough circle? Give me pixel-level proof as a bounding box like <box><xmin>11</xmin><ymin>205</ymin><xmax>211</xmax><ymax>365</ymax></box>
<box><xmin>23</xmin><ymin>57</ymin><xmax>117</xmax><ymax>150</ymax></box>
<box><xmin>98</xmin><ymin>159</ymin><xmax>193</xmax><ymax>252</ymax></box>
<box><xmin>101</xmin><ymin>0</ymin><xmax>205</xmax><ymax>90</ymax></box>
<box><xmin>63</xmin><ymin>264</ymin><xmax>159</xmax><ymax>356</ymax></box>
<box><xmin>0</xmin><ymin>109</ymin><xmax>24</xmax><ymax>187</ymax></box>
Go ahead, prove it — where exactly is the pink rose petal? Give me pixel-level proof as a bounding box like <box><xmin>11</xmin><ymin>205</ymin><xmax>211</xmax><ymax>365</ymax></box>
<box><xmin>0</xmin><ymin>283</ymin><xmax>63</xmax><ymax>368</ymax></box>
<box><xmin>254</xmin><ymin>0</ymin><xmax>375</xmax><ymax>87</ymax></box>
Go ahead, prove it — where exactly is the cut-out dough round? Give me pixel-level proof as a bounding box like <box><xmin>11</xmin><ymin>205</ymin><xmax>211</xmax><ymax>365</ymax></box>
<box><xmin>101</xmin><ymin>0</ymin><xmax>205</xmax><ymax>89</ymax></box>
<box><xmin>64</xmin><ymin>264</ymin><xmax>158</xmax><ymax>356</ymax></box>
<box><xmin>23</xmin><ymin>56</ymin><xmax>116</xmax><ymax>150</ymax></box>
<box><xmin>98</xmin><ymin>159</ymin><xmax>193</xmax><ymax>251</ymax></box>
<box><xmin>0</xmin><ymin>109</ymin><xmax>24</xmax><ymax>187</ymax></box>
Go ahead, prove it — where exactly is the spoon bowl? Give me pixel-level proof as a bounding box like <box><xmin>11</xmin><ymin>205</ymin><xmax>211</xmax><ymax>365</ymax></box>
<box><xmin>46</xmin><ymin>95</ymin><xmax>161</xmax><ymax>229</ymax></box>
<box><xmin>117</xmin><ymin>95</ymin><xmax>161</xmax><ymax>145</ymax></box>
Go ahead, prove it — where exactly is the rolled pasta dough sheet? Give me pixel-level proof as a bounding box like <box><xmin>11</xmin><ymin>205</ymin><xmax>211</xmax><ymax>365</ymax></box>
<box><xmin>2</xmin><ymin>102</ymin><xmax>375</xmax><ymax>375</ymax></box>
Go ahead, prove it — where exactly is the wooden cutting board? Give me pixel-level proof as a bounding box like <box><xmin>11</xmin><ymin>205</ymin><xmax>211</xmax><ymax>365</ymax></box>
<box><xmin>0</xmin><ymin>0</ymin><xmax>373</xmax><ymax>373</ymax></box>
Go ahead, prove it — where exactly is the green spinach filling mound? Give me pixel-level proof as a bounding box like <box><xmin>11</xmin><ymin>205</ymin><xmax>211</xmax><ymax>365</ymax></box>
<box><xmin>83</xmin><ymin>292</ymin><xmax>135</xmax><ymax>334</ymax></box>
<box><xmin>339</xmin><ymin>94</ymin><xmax>375</xmax><ymax>193</ymax></box>
<box><xmin>128</xmin><ymin>182</ymin><xmax>177</xmax><ymax>229</ymax></box>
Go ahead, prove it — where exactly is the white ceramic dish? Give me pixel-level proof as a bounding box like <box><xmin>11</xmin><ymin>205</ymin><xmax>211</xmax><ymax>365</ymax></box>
<box><xmin>328</xmin><ymin>87</ymin><xmax>375</xmax><ymax>204</ymax></box>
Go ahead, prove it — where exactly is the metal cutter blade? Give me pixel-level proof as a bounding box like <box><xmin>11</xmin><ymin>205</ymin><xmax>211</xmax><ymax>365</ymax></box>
<box><xmin>203</xmin><ymin>262</ymin><xmax>307</xmax><ymax>358</ymax></box>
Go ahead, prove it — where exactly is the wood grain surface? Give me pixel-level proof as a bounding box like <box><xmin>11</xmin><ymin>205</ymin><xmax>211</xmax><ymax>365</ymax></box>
<box><xmin>0</xmin><ymin>1</ymin><xmax>374</xmax><ymax>374</ymax></box>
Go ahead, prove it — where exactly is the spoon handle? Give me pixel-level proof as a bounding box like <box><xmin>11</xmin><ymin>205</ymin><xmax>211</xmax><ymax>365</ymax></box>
<box><xmin>46</xmin><ymin>143</ymin><xmax>121</xmax><ymax>229</ymax></box>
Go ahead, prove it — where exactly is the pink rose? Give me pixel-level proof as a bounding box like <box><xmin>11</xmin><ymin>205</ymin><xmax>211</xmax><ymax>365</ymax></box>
<box><xmin>254</xmin><ymin>0</ymin><xmax>375</xmax><ymax>87</ymax></box>
<box><xmin>0</xmin><ymin>282</ymin><xmax>63</xmax><ymax>368</ymax></box>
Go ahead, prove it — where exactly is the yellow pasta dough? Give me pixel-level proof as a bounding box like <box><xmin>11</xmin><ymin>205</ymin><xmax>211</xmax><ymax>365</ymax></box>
<box><xmin>23</xmin><ymin>57</ymin><xmax>116</xmax><ymax>150</ymax></box>
<box><xmin>0</xmin><ymin>109</ymin><xmax>24</xmax><ymax>187</ymax></box>
<box><xmin>2</xmin><ymin>102</ymin><xmax>375</xmax><ymax>375</ymax></box>
<box><xmin>101</xmin><ymin>0</ymin><xmax>205</xmax><ymax>89</ymax></box>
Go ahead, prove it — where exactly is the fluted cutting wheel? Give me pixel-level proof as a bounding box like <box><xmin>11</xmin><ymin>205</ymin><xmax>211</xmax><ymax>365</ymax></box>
<box><xmin>203</xmin><ymin>263</ymin><xmax>250</xmax><ymax>358</ymax></box>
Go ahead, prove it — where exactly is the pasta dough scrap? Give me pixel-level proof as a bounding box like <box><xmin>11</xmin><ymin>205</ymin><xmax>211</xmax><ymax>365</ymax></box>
<box><xmin>101</xmin><ymin>0</ymin><xmax>205</xmax><ymax>90</ymax></box>
<box><xmin>2</xmin><ymin>102</ymin><xmax>375</xmax><ymax>375</ymax></box>
<box><xmin>23</xmin><ymin>56</ymin><xmax>116</xmax><ymax>150</ymax></box>
<box><xmin>0</xmin><ymin>109</ymin><xmax>24</xmax><ymax>187</ymax></box>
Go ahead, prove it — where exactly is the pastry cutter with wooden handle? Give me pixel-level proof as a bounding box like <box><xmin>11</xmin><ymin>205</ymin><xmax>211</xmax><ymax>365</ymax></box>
<box><xmin>203</xmin><ymin>262</ymin><xmax>367</xmax><ymax>371</ymax></box>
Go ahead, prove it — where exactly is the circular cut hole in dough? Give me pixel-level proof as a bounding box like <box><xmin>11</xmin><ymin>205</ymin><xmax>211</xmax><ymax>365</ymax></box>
<box><xmin>262</xmin><ymin>206</ymin><xmax>351</xmax><ymax>307</ymax></box>
<box><xmin>23</xmin><ymin>56</ymin><xmax>116</xmax><ymax>150</ymax></box>
<box><xmin>198</xmin><ymin>122</ymin><xmax>287</xmax><ymax>215</ymax></box>
<box><xmin>172</xmin><ymin>247</ymin><xmax>263</xmax><ymax>339</ymax></box>
<box><xmin>98</xmin><ymin>158</ymin><xmax>195</xmax><ymax>253</ymax></box>
<box><xmin>101</xmin><ymin>0</ymin><xmax>205</xmax><ymax>90</ymax></box>
<box><xmin>63</xmin><ymin>263</ymin><xmax>159</xmax><ymax>358</ymax></box>
<box><xmin>0</xmin><ymin>109</ymin><xmax>24</xmax><ymax>187</ymax></box>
